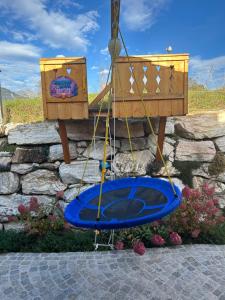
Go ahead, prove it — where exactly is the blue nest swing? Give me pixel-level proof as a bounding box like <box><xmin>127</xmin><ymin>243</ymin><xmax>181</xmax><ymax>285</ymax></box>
<box><xmin>64</xmin><ymin>177</ymin><xmax>181</xmax><ymax>230</ymax></box>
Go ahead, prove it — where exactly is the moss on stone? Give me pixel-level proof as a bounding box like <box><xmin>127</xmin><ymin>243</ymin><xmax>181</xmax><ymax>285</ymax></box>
<box><xmin>208</xmin><ymin>152</ymin><xmax>225</xmax><ymax>176</ymax></box>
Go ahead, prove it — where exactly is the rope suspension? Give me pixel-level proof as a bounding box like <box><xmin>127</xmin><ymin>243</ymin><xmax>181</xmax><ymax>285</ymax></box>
<box><xmin>118</xmin><ymin>26</ymin><xmax>178</xmax><ymax>197</ymax></box>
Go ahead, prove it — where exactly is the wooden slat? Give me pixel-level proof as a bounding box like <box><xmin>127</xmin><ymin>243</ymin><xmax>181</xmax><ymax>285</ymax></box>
<box><xmin>40</xmin><ymin>57</ymin><xmax>85</xmax><ymax>64</ymax></box>
<box><xmin>89</xmin><ymin>84</ymin><xmax>110</xmax><ymax>107</ymax></box>
<box><xmin>116</xmin><ymin>54</ymin><xmax>189</xmax><ymax>63</ymax></box>
<box><xmin>40</xmin><ymin>56</ymin><xmax>89</xmax><ymax>120</ymax></box>
<box><xmin>46</xmin><ymin>104</ymin><xmax>58</xmax><ymax>120</ymax></box>
<box><xmin>40</xmin><ymin>64</ymin><xmax>48</xmax><ymax>119</ymax></box>
<box><xmin>171</xmin><ymin>99</ymin><xmax>184</xmax><ymax>116</ymax></box>
<box><xmin>183</xmin><ymin>59</ymin><xmax>189</xmax><ymax>114</ymax></box>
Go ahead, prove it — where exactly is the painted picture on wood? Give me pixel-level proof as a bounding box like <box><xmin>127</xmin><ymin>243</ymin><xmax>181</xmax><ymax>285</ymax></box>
<box><xmin>50</xmin><ymin>76</ymin><xmax>78</xmax><ymax>98</ymax></box>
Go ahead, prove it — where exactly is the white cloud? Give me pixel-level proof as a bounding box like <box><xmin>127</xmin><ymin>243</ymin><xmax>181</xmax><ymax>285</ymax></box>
<box><xmin>91</xmin><ymin>65</ymin><xmax>98</xmax><ymax>70</ymax></box>
<box><xmin>100</xmin><ymin>47</ymin><xmax>109</xmax><ymax>55</ymax></box>
<box><xmin>0</xmin><ymin>41</ymin><xmax>42</xmax><ymax>61</ymax></box>
<box><xmin>122</xmin><ymin>0</ymin><xmax>170</xmax><ymax>31</ymax></box>
<box><xmin>0</xmin><ymin>60</ymin><xmax>40</xmax><ymax>93</ymax></box>
<box><xmin>99</xmin><ymin>69</ymin><xmax>109</xmax><ymax>75</ymax></box>
<box><xmin>0</xmin><ymin>0</ymin><xmax>99</xmax><ymax>51</ymax></box>
<box><xmin>190</xmin><ymin>56</ymin><xmax>225</xmax><ymax>89</ymax></box>
<box><xmin>0</xmin><ymin>41</ymin><xmax>42</xmax><ymax>93</ymax></box>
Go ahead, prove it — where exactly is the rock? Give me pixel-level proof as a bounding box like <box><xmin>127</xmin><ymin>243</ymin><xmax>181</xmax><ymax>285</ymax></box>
<box><xmin>0</xmin><ymin>152</ymin><xmax>12</xmax><ymax>157</ymax></box>
<box><xmin>12</xmin><ymin>147</ymin><xmax>48</xmax><ymax>163</ymax></box>
<box><xmin>152</xmin><ymin>161</ymin><xmax>180</xmax><ymax>177</ymax></box>
<box><xmin>83</xmin><ymin>141</ymin><xmax>114</xmax><ymax>160</ymax></box>
<box><xmin>48</xmin><ymin>143</ymin><xmax>77</xmax><ymax>162</ymax></box>
<box><xmin>192</xmin><ymin>163</ymin><xmax>225</xmax><ymax>184</ymax></box>
<box><xmin>4</xmin><ymin>123</ymin><xmax>21</xmax><ymax>136</ymax></box>
<box><xmin>120</xmin><ymin>138</ymin><xmax>147</xmax><ymax>152</ymax></box>
<box><xmin>112</xmin><ymin>150</ymin><xmax>154</xmax><ymax>177</ymax></box>
<box><xmin>0</xmin><ymin>124</ymin><xmax>5</xmax><ymax>137</ymax></box>
<box><xmin>0</xmin><ymin>156</ymin><xmax>11</xmax><ymax>171</ymax></box>
<box><xmin>3</xmin><ymin>222</ymin><xmax>25</xmax><ymax>232</ymax></box>
<box><xmin>21</xmin><ymin>170</ymin><xmax>67</xmax><ymax>195</ymax></box>
<box><xmin>65</xmin><ymin>120</ymin><xmax>106</xmax><ymax>141</ymax></box>
<box><xmin>59</xmin><ymin>160</ymin><xmax>101</xmax><ymax>184</ymax></box>
<box><xmin>11</xmin><ymin>163</ymin><xmax>38</xmax><ymax>175</ymax></box>
<box><xmin>0</xmin><ymin>194</ymin><xmax>54</xmax><ymax>216</ymax></box>
<box><xmin>215</xmin><ymin>136</ymin><xmax>225</xmax><ymax>152</ymax></box>
<box><xmin>0</xmin><ymin>137</ymin><xmax>7</xmax><ymax>148</ymax></box>
<box><xmin>192</xmin><ymin>163</ymin><xmax>211</xmax><ymax>179</ymax></box>
<box><xmin>148</xmin><ymin>135</ymin><xmax>175</xmax><ymax>162</ymax></box>
<box><xmin>77</xmin><ymin>148</ymin><xmax>85</xmax><ymax>155</ymax></box>
<box><xmin>8</xmin><ymin>121</ymin><xmax>60</xmax><ymax>145</ymax></box>
<box><xmin>175</xmin><ymin>140</ymin><xmax>216</xmax><ymax>162</ymax></box>
<box><xmin>0</xmin><ymin>172</ymin><xmax>20</xmax><ymax>194</ymax></box>
<box><xmin>111</xmin><ymin>120</ymin><xmax>145</xmax><ymax>138</ymax></box>
<box><xmin>192</xmin><ymin>176</ymin><xmax>225</xmax><ymax>208</ymax></box>
<box><xmin>64</xmin><ymin>184</ymin><xmax>93</xmax><ymax>202</ymax></box>
<box><xmin>77</xmin><ymin>141</ymin><xmax>87</xmax><ymax>148</ymax></box>
<box><xmin>39</xmin><ymin>162</ymin><xmax>60</xmax><ymax>171</ymax></box>
<box><xmin>175</xmin><ymin>113</ymin><xmax>225</xmax><ymax>140</ymax></box>
<box><xmin>150</xmin><ymin>117</ymin><xmax>175</xmax><ymax>135</ymax></box>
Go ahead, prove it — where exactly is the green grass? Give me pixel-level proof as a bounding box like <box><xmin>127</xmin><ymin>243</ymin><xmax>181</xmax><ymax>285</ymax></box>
<box><xmin>4</xmin><ymin>98</ymin><xmax>44</xmax><ymax>124</ymax></box>
<box><xmin>189</xmin><ymin>90</ymin><xmax>225</xmax><ymax>113</ymax></box>
<box><xmin>2</xmin><ymin>89</ymin><xmax>225</xmax><ymax>124</ymax></box>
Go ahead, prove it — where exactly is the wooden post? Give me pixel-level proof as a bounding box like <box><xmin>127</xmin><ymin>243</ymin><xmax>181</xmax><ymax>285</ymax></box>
<box><xmin>156</xmin><ymin>117</ymin><xmax>167</xmax><ymax>162</ymax></box>
<box><xmin>58</xmin><ymin>120</ymin><xmax>71</xmax><ymax>164</ymax></box>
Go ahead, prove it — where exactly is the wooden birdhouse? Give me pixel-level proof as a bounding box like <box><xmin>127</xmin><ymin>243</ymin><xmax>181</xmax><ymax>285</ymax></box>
<box><xmin>40</xmin><ymin>57</ymin><xmax>88</xmax><ymax>120</ymax></box>
<box><xmin>113</xmin><ymin>54</ymin><xmax>189</xmax><ymax>118</ymax></box>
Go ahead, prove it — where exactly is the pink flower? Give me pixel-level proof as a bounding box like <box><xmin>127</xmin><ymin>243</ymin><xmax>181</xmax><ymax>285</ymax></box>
<box><xmin>182</xmin><ymin>186</ymin><xmax>192</xmax><ymax>199</ymax></box>
<box><xmin>56</xmin><ymin>191</ymin><xmax>64</xmax><ymax>200</ymax></box>
<box><xmin>133</xmin><ymin>241</ymin><xmax>146</xmax><ymax>255</ymax></box>
<box><xmin>29</xmin><ymin>197</ymin><xmax>40</xmax><ymax>212</ymax></box>
<box><xmin>115</xmin><ymin>241</ymin><xmax>124</xmax><ymax>250</ymax></box>
<box><xmin>151</xmin><ymin>234</ymin><xmax>165</xmax><ymax>246</ymax></box>
<box><xmin>191</xmin><ymin>229</ymin><xmax>201</xmax><ymax>238</ymax></box>
<box><xmin>7</xmin><ymin>216</ymin><xmax>18</xmax><ymax>222</ymax></box>
<box><xmin>202</xmin><ymin>183</ymin><xmax>215</xmax><ymax>197</ymax></box>
<box><xmin>18</xmin><ymin>204</ymin><xmax>28</xmax><ymax>215</ymax></box>
<box><xmin>170</xmin><ymin>232</ymin><xmax>182</xmax><ymax>245</ymax></box>
<box><xmin>206</xmin><ymin>200</ymin><xmax>214</xmax><ymax>209</ymax></box>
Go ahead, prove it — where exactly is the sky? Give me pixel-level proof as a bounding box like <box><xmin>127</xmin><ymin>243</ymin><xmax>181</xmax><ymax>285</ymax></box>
<box><xmin>0</xmin><ymin>0</ymin><xmax>225</xmax><ymax>94</ymax></box>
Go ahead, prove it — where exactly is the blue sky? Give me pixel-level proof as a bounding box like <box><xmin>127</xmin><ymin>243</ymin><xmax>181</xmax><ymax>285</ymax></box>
<box><xmin>0</xmin><ymin>0</ymin><xmax>225</xmax><ymax>93</ymax></box>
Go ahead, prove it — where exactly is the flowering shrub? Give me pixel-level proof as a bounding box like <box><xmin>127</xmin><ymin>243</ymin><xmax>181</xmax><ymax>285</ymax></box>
<box><xmin>170</xmin><ymin>232</ymin><xmax>182</xmax><ymax>245</ymax></box>
<box><xmin>115</xmin><ymin>241</ymin><xmax>124</xmax><ymax>250</ymax></box>
<box><xmin>17</xmin><ymin>192</ymin><xmax>70</xmax><ymax>235</ymax></box>
<box><xmin>151</xmin><ymin>234</ymin><xmax>165</xmax><ymax>246</ymax></box>
<box><xmin>133</xmin><ymin>240</ymin><xmax>146</xmax><ymax>255</ymax></box>
<box><xmin>168</xmin><ymin>183</ymin><xmax>225</xmax><ymax>237</ymax></box>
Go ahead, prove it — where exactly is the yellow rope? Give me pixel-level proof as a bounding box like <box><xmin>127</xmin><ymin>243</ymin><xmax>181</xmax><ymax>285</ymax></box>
<box><xmin>76</xmin><ymin>65</ymin><xmax>112</xmax><ymax>198</ymax></box>
<box><xmin>97</xmin><ymin>115</ymin><xmax>110</xmax><ymax>219</ymax></box>
<box><xmin>118</xmin><ymin>27</ymin><xmax>177</xmax><ymax>196</ymax></box>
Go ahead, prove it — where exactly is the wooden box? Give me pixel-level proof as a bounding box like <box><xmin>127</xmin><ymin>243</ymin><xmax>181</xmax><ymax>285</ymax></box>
<box><xmin>113</xmin><ymin>54</ymin><xmax>189</xmax><ymax>118</ymax></box>
<box><xmin>40</xmin><ymin>57</ymin><xmax>88</xmax><ymax>120</ymax></box>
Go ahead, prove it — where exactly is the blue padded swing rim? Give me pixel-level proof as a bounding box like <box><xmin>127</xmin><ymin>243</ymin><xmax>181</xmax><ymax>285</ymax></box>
<box><xmin>64</xmin><ymin>177</ymin><xmax>182</xmax><ymax>230</ymax></box>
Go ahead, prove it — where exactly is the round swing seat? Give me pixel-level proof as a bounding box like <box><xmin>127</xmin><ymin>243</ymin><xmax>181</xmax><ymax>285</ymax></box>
<box><xmin>64</xmin><ymin>177</ymin><xmax>182</xmax><ymax>230</ymax></box>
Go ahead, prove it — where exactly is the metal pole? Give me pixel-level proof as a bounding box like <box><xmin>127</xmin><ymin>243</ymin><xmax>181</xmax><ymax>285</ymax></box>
<box><xmin>0</xmin><ymin>70</ymin><xmax>3</xmax><ymax>123</ymax></box>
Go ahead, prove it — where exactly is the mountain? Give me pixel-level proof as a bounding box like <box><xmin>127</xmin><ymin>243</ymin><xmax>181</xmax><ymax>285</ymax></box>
<box><xmin>0</xmin><ymin>87</ymin><xmax>28</xmax><ymax>100</ymax></box>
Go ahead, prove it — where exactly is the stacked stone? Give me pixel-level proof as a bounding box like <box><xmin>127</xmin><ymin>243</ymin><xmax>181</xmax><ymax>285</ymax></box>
<box><xmin>1</xmin><ymin>112</ymin><xmax>225</xmax><ymax>227</ymax></box>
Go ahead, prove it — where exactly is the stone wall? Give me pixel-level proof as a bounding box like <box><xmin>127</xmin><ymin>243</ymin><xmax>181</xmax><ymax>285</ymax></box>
<box><xmin>1</xmin><ymin>112</ymin><xmax>225</xmax><ymax>224</ymax></box>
